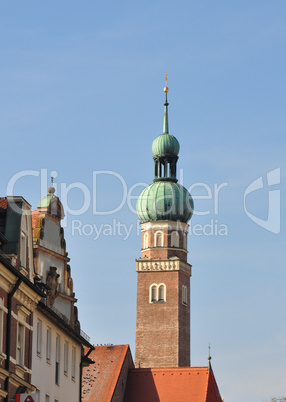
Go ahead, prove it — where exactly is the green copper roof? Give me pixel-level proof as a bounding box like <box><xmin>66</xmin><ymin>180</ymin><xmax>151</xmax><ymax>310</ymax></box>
<box><xmin>152</xmin><ymin>96</ymin><xmax>180</xmax><ymax>157</ymax></box>
<box><xmin>152</xmin><ymin>133</ymin><xmax>180</xmax><ymax>157</ymax></box>
<box><xmin>136</xmin><ymin>83</ymin><xmax>193</xmax><ymax>224</ymax></box>
<box><xmin>38</xmin><ymin>194</ymin><xmax>53</xmax><ymax>208</ymax></box>
<box><xmin>136</xmin><ymin>181</ymin><xmax>193</xmax><ymax>223</ymax></box>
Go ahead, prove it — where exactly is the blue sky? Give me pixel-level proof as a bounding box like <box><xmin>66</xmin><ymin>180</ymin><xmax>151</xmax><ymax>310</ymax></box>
<box><xmin>1</xmin><ymin>1</ymin><xmax>286</xmax><ymax>401</ymax></box>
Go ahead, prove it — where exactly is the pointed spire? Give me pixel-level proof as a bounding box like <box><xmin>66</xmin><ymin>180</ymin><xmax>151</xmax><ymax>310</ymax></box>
<box><xmin>163</xmin><ymin>72</ymin><xmax>169</xmax><ymax>134</ymax></box>
<box><xmin>208</xmin><ymin>343</ymin><xmax>212</xmax><ymax>371</ymax></box>
<box><xmin>48</xmin><ymin>176</ymin><xmax>56</xmax><ymax>196</ymax></box>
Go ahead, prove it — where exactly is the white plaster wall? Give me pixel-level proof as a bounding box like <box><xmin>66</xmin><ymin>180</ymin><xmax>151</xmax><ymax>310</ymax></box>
<box><xmin>53</xmin><ymin>297</ymin><xmax>72</xmax><ymax>321</ymax></box>
<box><xmin>31</xmin><ymin>310</ymin><xmax>81</xmax><ymax>402</ymax></box>
<box><xmin>40</xmin><ymin>219</ymin><xmax>64</xmax><ymax>256</ymax></box>
<box><xmin>38</xmin><ymin>254</ymin><xmax>65</xmax><ymax>292</ymax></box>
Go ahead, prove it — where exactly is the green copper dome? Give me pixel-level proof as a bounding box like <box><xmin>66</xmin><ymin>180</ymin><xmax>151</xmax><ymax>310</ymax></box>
<box><xmin>38</xmin><ymin>186</ymin><xmax>55</xmax><ymax>208</ymax></box>
<box><xmin>136</xmin><ymin>83</ymin><xmax>193</xmax><ymax>224</ymax></box>
<box><xmin>136</xmin><ymin>181</ymin><xmax>193</xmax><ymax>223</ymax></box>
<box><xmin>152</xmin><ymin>133</ymin><xmax>180</xmax><ymax>157</ymax></box>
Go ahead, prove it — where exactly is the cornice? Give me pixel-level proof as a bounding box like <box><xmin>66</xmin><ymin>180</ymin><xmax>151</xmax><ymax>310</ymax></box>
<box><xmin>136</xmin><ymin>257</ymin><xmax>192</xmax><ymax>276</ymax></box>
<box><xmin>141</xmin><ymin>221</ymin><xmax>189</xmax><ymax>233</ymax></box>
<box><xmin>34</xmin><ymin>244</ymin><xmax>70</xmax><ymax>262</ymax></box>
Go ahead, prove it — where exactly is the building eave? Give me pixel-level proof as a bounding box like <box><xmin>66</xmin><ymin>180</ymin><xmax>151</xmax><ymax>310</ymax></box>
<box><xmin>37</xmin><ymin>300</ymin><xmax>94</xmax><ymax>349</ymax></box>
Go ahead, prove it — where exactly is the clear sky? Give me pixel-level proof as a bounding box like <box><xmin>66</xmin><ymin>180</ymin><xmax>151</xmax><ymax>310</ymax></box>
<box><xmin>1</xmin><ymin>1</ymin><xmax>286</xmax><ymax>401</ymax></box>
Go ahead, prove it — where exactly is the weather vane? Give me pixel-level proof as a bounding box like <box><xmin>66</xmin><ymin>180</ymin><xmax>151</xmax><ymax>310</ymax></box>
<box><xmin>164</xmin><ymin>71</ymin><xmax>169</xmax><ymax>94</ymax></box>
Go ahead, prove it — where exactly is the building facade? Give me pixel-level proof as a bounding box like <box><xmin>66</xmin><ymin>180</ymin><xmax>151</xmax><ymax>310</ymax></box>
<box><xmin>0</xmin><ymin>191</ymin><xmax>93</xmax><ymax>402</ymax></box>
<box><xmin>31</xmin><ymin>187</ymin><xmax>94</xmax><ymax>402</ymax></box>
<box><xmin>0</xmin><ymin>197</ymin><xmax>45</xmax><ymax>401</ymax></box>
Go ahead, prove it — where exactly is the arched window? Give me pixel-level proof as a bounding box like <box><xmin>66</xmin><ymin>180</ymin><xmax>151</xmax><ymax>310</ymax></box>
<box><xmin>183</xmin><ymin>233</ymin><xmax>187</xmax><ymax>250</ymax></box>
<box><xmin>143</xmin><ymin>232</ymin><xmax>149</xmax><ymax>249</ymax></box>
<box><xmin>158</xmin><ymin>285</ymin><xmax>165</xmax><ymax>301</ymax></box>
<box><xmin>151</xmin><ymin>285</ymin><xmax>157</xmax><ymax>302</ymax></box>
<box><xmin>155</xmin><ymin>231</ymin><xmax>163</xmax><ymax>247</ymax></box>
<box><xmin>171</xmin><ymin>231</ymin><xmax>179</xmax><ymax>247</ymax></box>
<box><xmin>149</xmin><ymin>283</ymin><xmax>166</xmax><ymax>303</ymax></box>
<box><xmin>182</xmin><ymin>285</ymin><xmax>187</xmax><ymax>305</ymax></box>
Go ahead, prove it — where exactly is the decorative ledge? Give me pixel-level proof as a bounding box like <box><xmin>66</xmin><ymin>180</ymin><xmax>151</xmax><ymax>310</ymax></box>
<box><xmin>136</xmin><ymin>258</ymin><xmax>191</xmax><ymax>276</ymax></box>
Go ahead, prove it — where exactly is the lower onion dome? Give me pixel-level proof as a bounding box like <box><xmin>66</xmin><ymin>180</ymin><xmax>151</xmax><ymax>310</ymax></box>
<box><xmin>136</xmin><ymin>181</ymin><xmax>193</xmax><ymax>223</ymax></box>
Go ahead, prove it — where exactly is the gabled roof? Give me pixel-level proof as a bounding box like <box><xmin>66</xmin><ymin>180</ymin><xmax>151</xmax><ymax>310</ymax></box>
<box><xmin>82</xmin><ymin>344</ymin><xmax>134</xmax><ymax>401</ymax></box>
<box><xmin>123</xmin><ymin>367</ymin><xmax>223</xmax><ymax>402</ymax></box>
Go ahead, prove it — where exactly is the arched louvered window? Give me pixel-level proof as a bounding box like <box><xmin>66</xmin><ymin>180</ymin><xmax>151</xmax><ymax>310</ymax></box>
<box><xmin>149</xmin><ymin>283</ymin><xmax>166</xmax><ymax>303</ymax></box>
<box><xmin>158</xmin><ymin>285</ymin><xmax>165</xmax><ymax>301</ymax></box>
<box><xmin>151</xmin><ymin>285</ymin><xmax>157</xmax><ymax>302</ymax></box>
<box><xmin>155</xmin><ymin>231</ymin><xmax>163</xmax><ymax>247</ymax></box>
<box><xmin>143</xmin><ymin>232</ymin><xmax>149</xmax><ymax>249</ymax></box>
<box><xmin>183</xmin><ymin>233</ymin><xmax>187</xmax><ymax>250</ymax></box>
<box><xmin>182</xmin><ymin>285</ymin><xmax>187</xmax><ymax>305</ymax></box>
<box><xmin>171</xmin><ymin>231</ymin><xmax>179</xmax><ymax>247</ymax></box>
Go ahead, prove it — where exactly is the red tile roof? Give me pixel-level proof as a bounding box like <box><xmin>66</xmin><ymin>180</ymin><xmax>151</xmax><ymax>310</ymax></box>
<box><xmin>0</xmin><ymin>197</ymin><xmax>7</xmax><ymax>210</ymax></box>
<box><xmin>124</xmin><ymin>367</ymin><xmax>222</xmax><ymax>402</ymax></box>
<box><xmin>82</xmin><ymin>344</ymin><xmax>132</xmax><ymax>402</ymax></box>
<box><xmin>31</xmin><ymin>209</ymin><xmax>40</xmax><ymax>229</ymax></box>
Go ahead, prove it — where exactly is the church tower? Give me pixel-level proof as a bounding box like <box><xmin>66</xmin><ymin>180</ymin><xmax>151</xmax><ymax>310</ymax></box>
<box><xmin>135</xmin><ymin>81</ymin><xmax>194</xmax><ymax>368</ymax></box>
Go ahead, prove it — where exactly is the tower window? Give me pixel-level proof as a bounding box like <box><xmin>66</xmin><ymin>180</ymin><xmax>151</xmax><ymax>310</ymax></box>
<box><xmin>158</xmin><ymin>285</ymin><xmax>165</xmax><ymax>301</ymax></box>
<box><xmin>154</xmin><ymin>231</ymin><xmax>164</xmax><ymax>247</ymax></box>
<box><xmin>171</xmin><ymin>231</ymin><xmax>179</xmax><ymax>247</ymax></box>
<box><xmin>183</xmin><ymin>233</ymin><xmax>187</xmax><ymax>250</ymax></box>
<box><xmin>143</xmin><ymin>232</ymin><xmax>149</xmax><ymax>249</ymax></box>
<box><xmin>149</xmin><ymin>283</ymin><xmax>166</xmax><ymax>303</ymax></box>
<box><xmin>151</xmin><ymin>285</ymin><xmax>157</xmax><ymax>302</ymax></box>
<box><xmin>182</xmin><ymin>285</ymin><xmax>187</xmax><ymax>305</ymax></box>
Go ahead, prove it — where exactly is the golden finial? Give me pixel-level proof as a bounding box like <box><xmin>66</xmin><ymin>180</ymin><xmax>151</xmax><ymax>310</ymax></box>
<box><xmin>164</xmin><ymin>71</ymin><xmax>169</xmax><ymax>93</ymax></box>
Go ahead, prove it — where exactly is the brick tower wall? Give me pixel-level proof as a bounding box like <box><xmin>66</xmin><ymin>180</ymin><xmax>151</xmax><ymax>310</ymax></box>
<box><xmin>135</xmin><ymin>269</ymin><xmax>190</xmax><ymax>368</ymax></box>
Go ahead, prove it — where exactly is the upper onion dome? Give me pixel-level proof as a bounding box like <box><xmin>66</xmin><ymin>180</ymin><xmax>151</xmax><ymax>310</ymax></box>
<box><xmin>152</xmin><ymin>133</ymin><xmax>180</xmax><ymax>157</ymax></box>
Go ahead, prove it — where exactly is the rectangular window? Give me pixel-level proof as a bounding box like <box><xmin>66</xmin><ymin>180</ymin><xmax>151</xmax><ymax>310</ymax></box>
<box><xmin>20</xmin><ymin>231</ymin><xmax>27</xmax><ymax>268</ymax></box>
<box><xmin>55</xmin><ymin>335</ymin><xmax>60</xmax><ymax>385</ymax></box>
<box><xmin>37</xmin><ymin>319</ymin><xmax>42</xmax><ymax>356</ymax></box>
<box><xmin>64</xmin><ymin>341</ymin><xmax>69</xmax><ymax>376</ymax></box>
<box><xmin>71</xmin><ymin>347</ymin><xmax>76</xmax><ymax>381</ymax></box>
<box><xmin>46</xmin><ymin>327</ymin><xmax>51</xmax><ymax>362</ymax></box>
<box><xmin>17</xmin><ymin>323</ymin><xmax>25</xmax><ymax>366</ymax></box>
<box><xmin>45</xmin><ymin>395</ymin><xmax>50</xmax><ymax>402</ymax></box>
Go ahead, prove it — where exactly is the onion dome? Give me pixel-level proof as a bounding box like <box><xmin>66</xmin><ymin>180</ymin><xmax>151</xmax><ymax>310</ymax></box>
<box><xmin>152</xmin><ymin>133</ymin><xmax>180</xmax><ymax>157</ymax></box>
<box><xmin>137</xmin><ymin>181</ymin><xmax>193</xmax><ymax>223</ymax></box>
<box><xmin>38</xmin><ymin>186</ymin><xmax>56</xmax><ymax>208</ymax></box>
